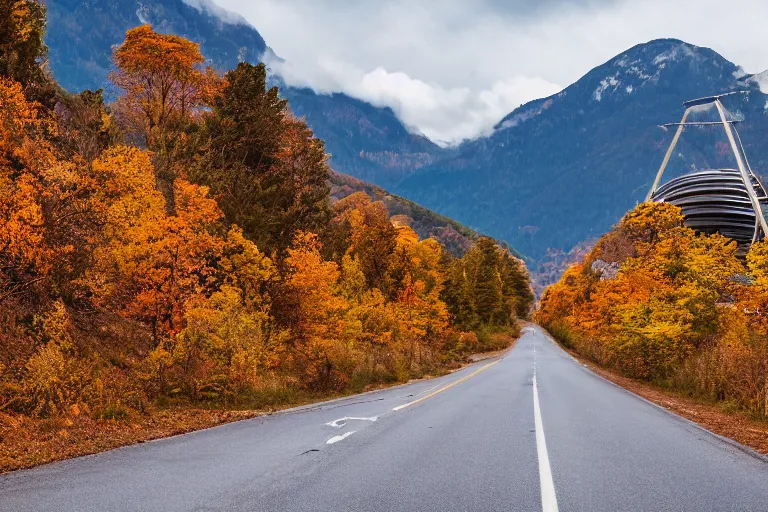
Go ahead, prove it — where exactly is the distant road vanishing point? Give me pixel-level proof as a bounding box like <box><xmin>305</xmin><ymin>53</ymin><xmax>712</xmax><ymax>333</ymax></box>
<box><xmin>2</xmin><ymin>326</ymin><xmax>768</xmax><ymax>512</ymax></box>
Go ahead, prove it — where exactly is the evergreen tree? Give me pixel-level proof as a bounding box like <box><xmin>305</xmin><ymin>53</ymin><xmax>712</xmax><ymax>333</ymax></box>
<box><xmin>440</xmin><ymin>252</ymin><xmax>475</xmax><ymax>329</ymax></box>
<box><xmin>471</xmin><ymin>237</ymin><xmax>504</xmax><ymax>325</ymax></box>
<box><xmin>500</xmin><ymin>252</ymin><xmax>534</xmax><ymax>320</ymax></box>
<box><xmin>190</xmin><ymin>62</ymin><xmax>330</xmax><ymax>256</ymax></box>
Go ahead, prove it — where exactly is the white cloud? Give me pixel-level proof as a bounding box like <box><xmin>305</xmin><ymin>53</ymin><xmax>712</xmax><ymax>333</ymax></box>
<box><xmin>752</xmin><ymin>70</ymin><xmax>768</xmax><ymax>94</ymax></box>
<box><xmin>268</xmin><ymin>55</ymin><xmax>561</xmax><ymax>145</ymax></box>
<box><xmin>181</xmin><ymin>0</ymin><xmax>249</xmax><ymax>25</ymax></box>
<box><xmin>214</xmin><ymin>0</ymin><xmax>768</xmax><ymax>143</ymax></box>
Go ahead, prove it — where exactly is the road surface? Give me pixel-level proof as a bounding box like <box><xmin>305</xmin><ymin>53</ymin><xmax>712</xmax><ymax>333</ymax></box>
<box><xmin>2</xmin><ymin>325</ymin><xmax>768</xmax><ymax>511</ymax></box>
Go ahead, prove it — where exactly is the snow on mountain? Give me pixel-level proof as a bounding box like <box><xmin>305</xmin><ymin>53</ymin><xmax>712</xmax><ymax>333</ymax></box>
<box><xmin>395</xmin><ymin>38</ymin><xmax>768</xmax><ymax>264</ymax></box>
<box><xmin>591</xmin><ymin>41</ymin><xmax>707</xmax><ymax>103</ymax></box>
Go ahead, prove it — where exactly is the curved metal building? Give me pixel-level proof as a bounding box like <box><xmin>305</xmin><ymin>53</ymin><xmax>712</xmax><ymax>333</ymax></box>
<box><xmin>647</xmin><ymin>93</ymin><xmax>768</xmax><ymax>250</ymax></box>
<box><xmin>651</xmin><ymin>169</ymin><xmax>768</xmax><ymax>246</ymax></box>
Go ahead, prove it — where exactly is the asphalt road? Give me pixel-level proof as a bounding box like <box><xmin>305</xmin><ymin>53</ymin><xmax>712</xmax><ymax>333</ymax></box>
<box><xmin>2</xmin><ymin>325</ymin><xmax>768</xmax><ymax>511</ymax></box>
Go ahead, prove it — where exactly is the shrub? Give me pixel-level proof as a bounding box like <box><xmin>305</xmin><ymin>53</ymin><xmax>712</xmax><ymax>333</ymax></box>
<box><xmin>23</xmin><ymin>343</ymin><xmax>80</xmax><ymax>417</ymax></box>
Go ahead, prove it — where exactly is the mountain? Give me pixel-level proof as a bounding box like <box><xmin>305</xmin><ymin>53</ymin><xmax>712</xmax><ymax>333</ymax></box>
<box><xmin>285</xmin><ymin>87</ymin><xmax>446</xmax><ymax>189</ymax></box>
<box><xmin>393</xmin><ymin>39</ymin><xmax>768</xmax><ymax>262</ymax></box>
<box><xmin>43</xmin><ymin>0</ymin><xmax>446</xmax><ymax>190</ymax></box>
<box><xmin>45</xmin><ymin>0</ymin><xmax>268</xmax><ymax>93</ymax></box>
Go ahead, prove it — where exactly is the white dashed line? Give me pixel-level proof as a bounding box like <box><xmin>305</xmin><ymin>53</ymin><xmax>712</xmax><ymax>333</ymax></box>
<box><xmin>326</xmin><ymin>431</ymin><xmax>356</xmax><ymax>445</ymax></box>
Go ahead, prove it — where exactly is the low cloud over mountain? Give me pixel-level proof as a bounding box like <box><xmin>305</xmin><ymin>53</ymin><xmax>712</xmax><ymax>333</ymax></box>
<box><xmin>217</xmin><ymin>0</ymin><xmax>768</xmax><ymax>144</ymax></box>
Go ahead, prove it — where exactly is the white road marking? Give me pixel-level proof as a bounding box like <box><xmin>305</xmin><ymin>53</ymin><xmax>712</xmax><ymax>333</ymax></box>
<box><xmin>392</xmin><ymin>360</ymin><xmax>501</xmax><ymax>411</ymax></box>
<box><xmin>533</xmin><ymin>344</ymin><xmax>559</xmax><ymax>512</ymax></box>
<box><xmin>326</xmin><ymin>431</ymin><xmax>356</xmax><ymax>445</ymax></box>
<box><xmin>325</xmin><ymin>416</ymin><xmax>378</xmax><ymax>429</ymax></box>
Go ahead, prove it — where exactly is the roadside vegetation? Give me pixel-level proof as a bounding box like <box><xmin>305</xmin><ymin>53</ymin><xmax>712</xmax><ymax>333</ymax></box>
<box><xmin>537</xmin><ymin>202</ymin><xmax>768</xmax><ymax>420</ymax></box>
<box><xmin>0</xmin><ymin>3</ymin><xmax>534</xmax><ymax>471</ymax></box>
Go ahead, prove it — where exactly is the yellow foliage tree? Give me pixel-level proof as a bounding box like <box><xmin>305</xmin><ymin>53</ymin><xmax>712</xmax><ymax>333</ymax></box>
<box><xmin>538</xmin><ymin>202</ymin><xmax>745</xmax><ymax>380</ymax></box>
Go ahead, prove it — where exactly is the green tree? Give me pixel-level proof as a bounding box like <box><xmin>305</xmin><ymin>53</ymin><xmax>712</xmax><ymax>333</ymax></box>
<box><xmin>440</xmin><ymin>252</ymin><xmax>475</xmax><ymax>329</ymax></box>
<box><xmin>500</xmin><ymin>252</ymin><xmax>534</xmax><ymax>320</ymax></box>
<box><xmin>190</xmin><ymin>63</ymin><xmax>330</xmax><ymax>256</ymax></box>
<box><xmin>471</xmin><ymin>237</ymin><xmax>504</xmax><ymax>325</ymax></box>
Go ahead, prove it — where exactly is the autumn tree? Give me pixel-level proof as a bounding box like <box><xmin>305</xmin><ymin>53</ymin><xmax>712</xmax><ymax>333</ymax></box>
<box><xmin>538</xmin><ymin>202</ymin><xmax>745</xmax><ymax>380</ymax></box>
<box><xmin>110</xmin><ymin>25</ymin><xmax>215</xmax><ymax>213</ymax></box>
<box><xmin>390</xmin><ymin>225</ymin><xmax>449</xmax><ymax>361</ymax></box>
<box><xmin>0</xmin><ymin>76</ymin><xmax>61</xmax><ymax>301</ymax></box>
<box><xmin>326</xmin><ymin>192</ymin><xmax>397</xmax><ymax>295</ymax></box>
<box><xmin>1</xmin><ymin>18</ymin><xmax>539</xmax><ymax>426</ymax></box>
<box><xmin>55</xmin><ymin>89</ymin><xmax>118</xmax><ymax>162</ymax></box>
<box><xmin>0</xmin><ymin>0</ymin><xmax>52</xmax><ymax>102</ymax></box>
<box><xmin>86</xmin><ymin>146</ymin><xmax>225</xmax><ymax>345</ymax></box>
<box><xmin>283</xmin><ymin>232</ymin><xmax>347</xmax><ymax>389</ymax></box>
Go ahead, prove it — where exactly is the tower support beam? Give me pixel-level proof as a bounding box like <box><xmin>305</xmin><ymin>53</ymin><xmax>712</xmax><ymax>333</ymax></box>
<box><xmin>714</xmin><ymin>99</ymin><xmax>768</xmax><ymax>238</ymax></box>
<box><xmin>646</xmin><ymin>107</ymin><xmax>691</xmax><ymax>201</ymax></box>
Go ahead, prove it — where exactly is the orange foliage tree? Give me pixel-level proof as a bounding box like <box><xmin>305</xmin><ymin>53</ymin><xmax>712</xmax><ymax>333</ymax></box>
<box><xmin>110</xmin><ymin>25</ymin><xmax>218</xmax><ymax>212</ymax></box>
<box><xmin>283</xmin><ymin>232</ymin><xmax>348</xmax><ymax>389</ymax></box>
<box><xmin>86</xmin><ymin>146</ymin><xmax>224</xmax><ymax>344</ymax></box>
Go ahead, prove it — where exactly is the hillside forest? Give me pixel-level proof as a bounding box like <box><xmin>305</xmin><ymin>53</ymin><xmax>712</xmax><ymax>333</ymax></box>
<box><xmin>537</xmin><ymin>202</ymin><xmax>768</xmax><ymax>418</ymax></box>
<box><xmin>0</xmin><ymin>1</ymin><xmax>534</xmax><ymax>460</ymax></box>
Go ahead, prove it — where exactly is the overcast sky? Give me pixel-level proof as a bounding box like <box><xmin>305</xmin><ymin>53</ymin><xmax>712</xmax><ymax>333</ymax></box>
<box><xmin>210</xmin><ymin>0</ymin><xmax>768</xmax><ymax>145</ymax></box>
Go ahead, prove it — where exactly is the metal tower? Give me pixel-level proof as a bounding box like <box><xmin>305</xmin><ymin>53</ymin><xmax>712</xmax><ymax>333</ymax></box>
<box><xmin>647</xmin><ymin>92</ymin><xmax>768</xmax><ymax>248</ymax></box>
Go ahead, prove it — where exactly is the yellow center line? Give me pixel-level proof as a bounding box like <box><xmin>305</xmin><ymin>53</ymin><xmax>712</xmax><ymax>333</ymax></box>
<box><xmin>392</xmin><ymin>359</ymin><xmax>502</xmax><ymax>411</ymax></box>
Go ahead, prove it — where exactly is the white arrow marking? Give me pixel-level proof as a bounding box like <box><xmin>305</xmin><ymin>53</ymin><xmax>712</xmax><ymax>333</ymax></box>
<box><xmin>325</xmin><ymin>416</ymin><xmax>378</xmax><ymax>429</ymax></box>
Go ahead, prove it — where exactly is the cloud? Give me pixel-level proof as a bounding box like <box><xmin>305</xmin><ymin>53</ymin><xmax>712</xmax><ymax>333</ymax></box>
<box><xmin>268</xmin><ymin>55</ymin><xmax>561</xmax><ymax>145</ymax></box>
<box><xmin>181</xmin><ymin>0</ymin><xmax>249</xmax><ymax>25</ymax></box>
<box><xmin>214</xmin><ymin>0</ymin><xmax>768</xmax><ymax>143</ymax></box>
